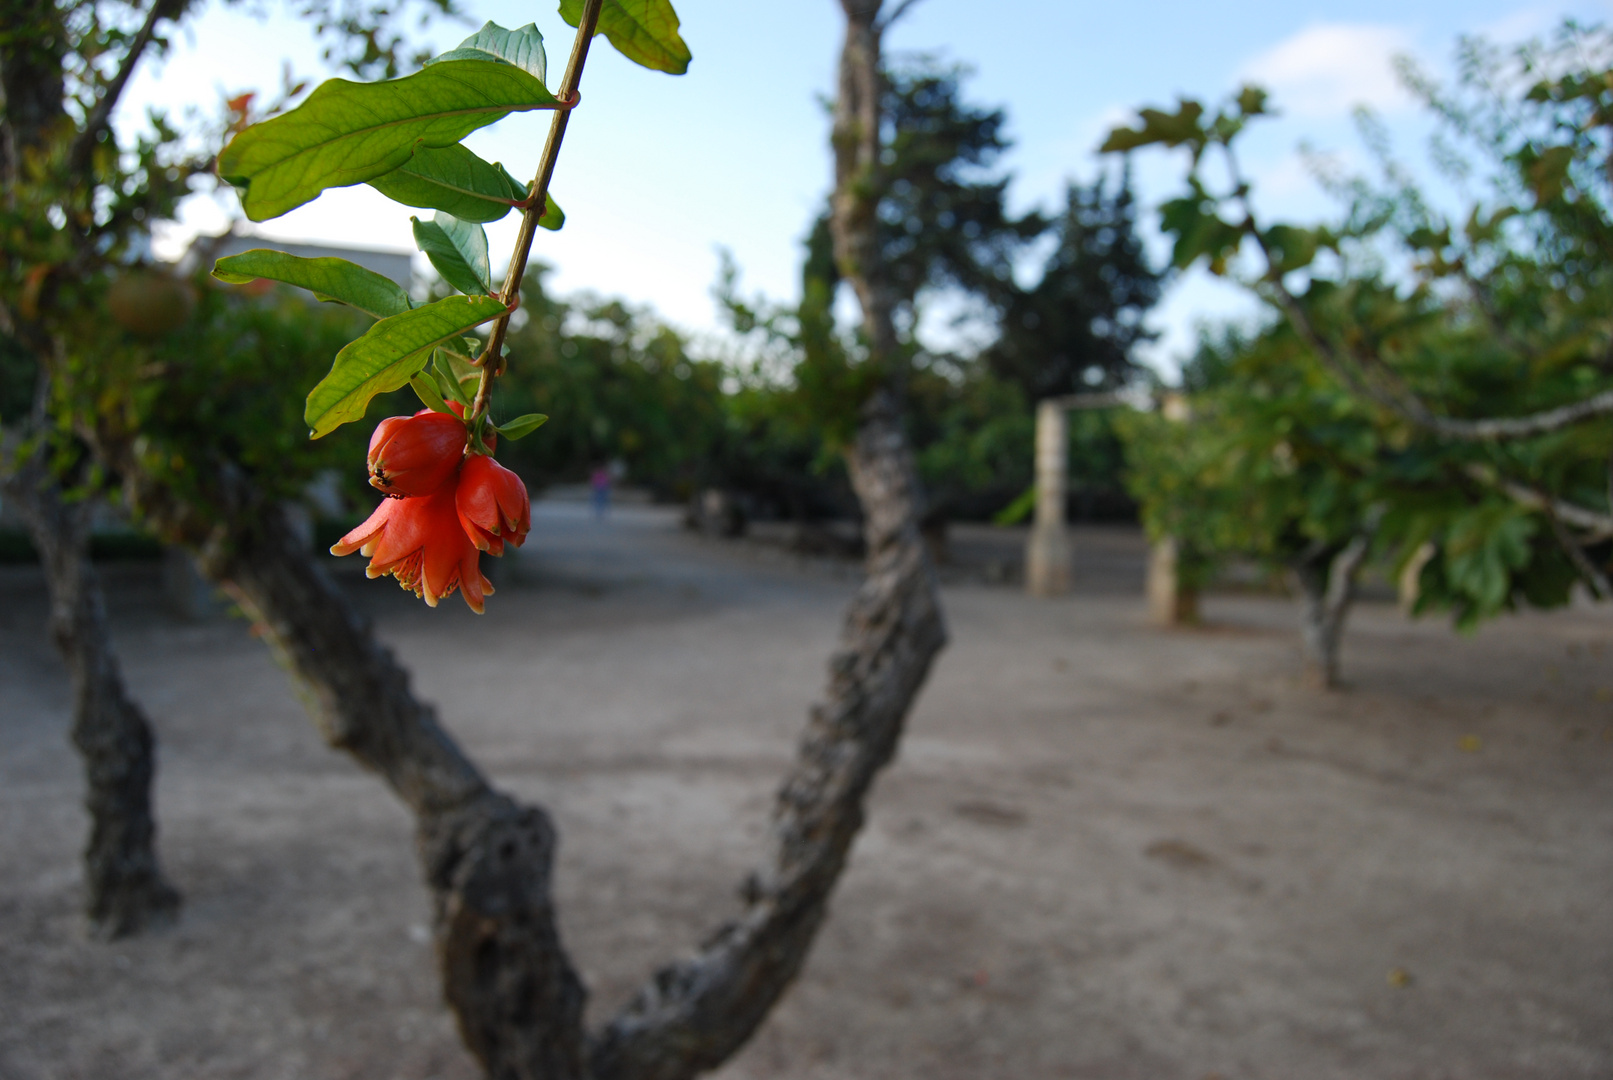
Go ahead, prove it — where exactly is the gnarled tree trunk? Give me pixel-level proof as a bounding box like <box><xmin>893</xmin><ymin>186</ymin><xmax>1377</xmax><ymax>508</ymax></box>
<box><xmin>100</xmin><ymin>3</ymin><xmax>944</xmax><ymax>1076</ymax></box>
<box><xmin>3</xmin><ymin>447</ymin><xmax>181</xmax><ymax>938</ymax></box>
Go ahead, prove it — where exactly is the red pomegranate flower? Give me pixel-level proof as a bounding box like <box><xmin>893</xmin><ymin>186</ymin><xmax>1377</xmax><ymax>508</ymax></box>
<box><xmin>367</xmin><ymin>409</ymin><xmax>466</xmax><ymax>497</ymax></box>
<box><xmin>331</xmin><ymin>482</ymin><xmax>492</xmax><ymax>613</ymax></box>
<box><xmin>455</xmin><ymin>452</ymin><xmax>530</xmax><ymax>555</ymax></box>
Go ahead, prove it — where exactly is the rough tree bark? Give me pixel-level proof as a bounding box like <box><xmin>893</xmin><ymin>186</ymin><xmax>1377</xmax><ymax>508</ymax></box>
<box><xmin>98</xmin><ymin>1</ymin><xmax>945</xmax><ymax>1076</ymax></box>
<box><xmin>589</xmin><ymin>3</ymin><xmax>945</xmax><ymax>1072</ymax></box>
<box><xmin>1289</xmin><ymin>528</ymin><xmax>1374</xmax><ymax>691</ymax></box>
<box><xmin>2</xmin><ymin>440</ymin><xmax>181</xmax><ymax>938</ymax></box>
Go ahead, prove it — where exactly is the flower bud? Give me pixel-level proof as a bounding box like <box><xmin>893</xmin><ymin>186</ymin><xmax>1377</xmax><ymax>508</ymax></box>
<box><xmin>455</xmin><ymin>453</ymin><xmax>530</xmax><ymax>555</ymax></box>
<box><xmin>367</xmin><ymin>409</ymin><xmax>466</xmax><ymax>497</ymax></box>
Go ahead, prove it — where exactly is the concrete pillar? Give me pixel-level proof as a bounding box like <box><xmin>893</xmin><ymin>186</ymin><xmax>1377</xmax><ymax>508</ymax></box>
<box><xmin>1025</xmin><ymin>399</ymin><xmax>1072</xmax><ymax>597</ymax></box>
<box><xmin>162</xmin><ymin>546</ymin><xmax>214</xmax><ymax>622</ymax></box>
<box><xmin>1398</xmin><ymin>541</ymin><xmax>1435</xmax><ymax>613</ymax></box>
<box><xmin>1146</xmin><ymin>536</ymin><xmax>1198</xmax><ymax>626</ymax></box>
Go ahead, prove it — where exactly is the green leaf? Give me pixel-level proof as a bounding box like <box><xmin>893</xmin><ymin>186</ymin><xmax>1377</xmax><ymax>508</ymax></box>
<box><xmin>305</xmin><ymin>295</ymin><xmax>506</xmax><ymax>438</ymax></box>
<box><xmin>370</xmin><ymin>149</ymin><xmax>566</xmax><ymax>229</ymax></box>
<box><xmin>1235</xmin><ymin>85</ymin><xmax>1269</xmax><ymax>118</ymax></box>
<box><xmin>409</xmin><ymin>372</ymin><xmax>455</xmax><ymax>415</ymax></box>
<box><xmin>538</xmin><ymin>192</ymin><xmax>565</xmax><ymax>230</ymax></box>
<box><xmin>1100</xmin><ymin>101</ymin><xmax>1206</xmax><ymax>154</ymax></box>
<box><xmin>1263</xmin><ymin>224</ymin><xmax>1321</xmax><ymax>275</ymax></box>
<box><xmin>992</xmin><ymin>484</ymin><xmax>1036</xmax><ymax>526</ymax></box>
<box><xmin>1160</xmin><ymin>193</ymin><xmax>1244</xmax><ymax>272</ymax></box>
<box><xmin>433</xmin><ymin>348</ymin><xmax>480</xmax><ymax>404</ymax></box>
<box><xmin>559</xmin><ymin>0</ymin><xmax>690</xmax><ymax>75</ymax></box>
<box><xmin>413</xmin><ymin>212</ymin><xmax>492</xmax><ymax>295</ymax></box>
<box><xmin>429</xmin><ymin>22</ymin><xmax>547</xmax><ymax>82</ymax></box>
<box><xmin>217</xmin><ymin>59</ymin><xmax>561</xmax><ymax>222</ymax></box>
<box><xmin>494</xmin><ymin>413</ymin><xmax>549</xmax><ymax>440</ymax></box>
<box><xmin>496</xmin><ymin>164</ymin><xmax>566</xmax><ymax>230</ymax></box>
<box><xmin>427</xmin><ymin>356</ymin><xmax>473</xmax><ymax>406</ymax></box>
<box><xmin>1526</xmin><ymin>144</ymin><xmax>1575</xmax><ymax>204</ymax></box>
<box><xmin>369</xmin><ymin>143</ymin><xmax>524</xmax><ymax>223</ymax></box>
<box><xmin>211</xmin><ymin>249</ymin><xmax>410</xmax><ymax>319</ymax></box>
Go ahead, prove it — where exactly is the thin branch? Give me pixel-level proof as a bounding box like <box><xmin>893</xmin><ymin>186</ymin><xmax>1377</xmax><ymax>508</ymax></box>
<box><xmin>67</xmin><ymin>0</ymin><xmax>173</xmax><ymax>176</ymax></box>
<box><xmin>470</xmin><ymin>0</ymin><xmax>601</xmax><ymax>421</ymax></box>
<box><xmin>1605</xmin><ymin>443</ymin><xmax>1612</xmax><ymax>524</ymax></box>
<box><xmin>1548</xmin><ymin>513</ymin><xmax>1612</xmax><ymax>599</ymax></box>
<box><xmin>877</xmin><ymin>0</ymin><xmax>928</xmax><ymax>31</ymax></box>
<box><xmin>1425</xmin><ymin>388</ymin><xmax>1613</xmax><ymax>439</ymax></box>
<box><xmin>1465</xmin><ymin>464</ymin><xmax>1613</xmax><ymax>540</ymax></box>
<box><xmin>1223</xmin><ymin>145</ymin><xmax>1613</xmax><ymax>443</ymax></box>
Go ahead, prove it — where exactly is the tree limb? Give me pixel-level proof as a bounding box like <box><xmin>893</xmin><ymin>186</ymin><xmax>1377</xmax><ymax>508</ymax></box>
<box><xmin>588</xmin><ymin>389</ymin><xmax>945</xmax><ymax>1080</ymax></box>
<box><xmin>4</xmin><ymin>371</ymin><xmax>180</xmax><ymax>937</ymax></box>
<box><xmin>67</xmin><ymin>0</ymin><xmax>178</xmax><ymax>177</ymax></box>
<box><xmin>102</xmin><ymin>444</ymin><xmax>591</xmax><ymax>1079</ymax></box>
<box><xmin>1464</xmin><ymin>464</ymin><xmax>1613</xmax><ymax>540</ymax></box>
<box><xmin>1548</xmin><ymin>513</ymin><xmax>1612</xmax><ymax>599</ymax></box>
<box><xmin>588</xmin><ymin>7</ymin><xmax>946</xmax><ymax>1075</ymax></box>
<box><xmin>878</xmin><ymin>0</ymin><xmax>927</xmax><ymax>31</ymax></box>
<box><xmin>1225</xmin><ymin>149</ymin><xmax>1613</xmax><ymax>443</ymax></box>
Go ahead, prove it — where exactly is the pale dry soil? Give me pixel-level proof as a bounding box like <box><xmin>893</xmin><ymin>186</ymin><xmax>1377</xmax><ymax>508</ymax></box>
<box><xmin>2</xmin><ymin>506</ymin><xmax>1611</xmax><ymax>1080</ymax></box>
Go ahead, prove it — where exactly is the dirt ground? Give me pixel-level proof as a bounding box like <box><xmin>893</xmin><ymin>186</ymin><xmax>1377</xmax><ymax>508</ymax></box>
<box><xmin>2</xmin><ymin>504</ymin><xmax>1611</xmax><ymax>1080</ymax></box>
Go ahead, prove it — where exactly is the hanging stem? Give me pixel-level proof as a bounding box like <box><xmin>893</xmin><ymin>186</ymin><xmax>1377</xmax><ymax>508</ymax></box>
<box><xmin>469</xmin><ymin>0</ymin><xmax>603</xmax><ymax>429</ymax></box>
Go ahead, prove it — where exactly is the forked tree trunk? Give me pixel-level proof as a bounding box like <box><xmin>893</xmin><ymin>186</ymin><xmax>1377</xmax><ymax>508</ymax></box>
<box><xmin>101</xmin><ymin>5</ymin><xmax>943</xmax><ymax>1075</ymax></box>
<box><xmin>1290</xmin><ymin>530</ymin><xmax>1373</xmax><ymax>691</ymax></box>
<box><xmin>3</xmin><ymin>452</ymin><xmax>181</xmax><ymax>938</ymax></box>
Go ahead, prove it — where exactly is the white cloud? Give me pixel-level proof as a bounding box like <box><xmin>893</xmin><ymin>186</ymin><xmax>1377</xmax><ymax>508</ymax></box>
<box><xmin>1473</xmin><ymin>6</ymin><xmax>1560</xmax><ymax>46</ymax></box>
<box><xmin>1237</xmin><ymin>23</ymin><xmax>1416</xmax><ymax>119</ymax></box>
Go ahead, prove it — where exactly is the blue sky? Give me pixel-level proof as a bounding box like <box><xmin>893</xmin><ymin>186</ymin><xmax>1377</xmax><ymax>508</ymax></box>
<box><xmin>123</xmin><ymin>0</ymin><xmax>1613</xmax><ymax>377</ymax></box>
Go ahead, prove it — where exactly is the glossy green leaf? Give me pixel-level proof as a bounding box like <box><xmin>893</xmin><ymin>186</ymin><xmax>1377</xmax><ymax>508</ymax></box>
<box><xmin>427</xmin><ymin>355</ymin><xmax>474</xmax><ymax>406</ymax></box>
<box><xmin>370</xmin><ymin>148</ymin><xmax>566</xmax><ymax>229</ymax></box>
<box><xmin>494</xmin><ymin>413</ymin><xmax>549</xmax><ymax>440</ymax></box>
<box><xmin>211</xmin><ymin>249</ymin><xmax>410</xmax><ymax>319</ymax></box>
<box><xmin>409</xmin><ymin>372</ymin><xmax>455</xmax><ymax>415</ymax></box>
<box><xmin>369</xmin><ymin>143</ymin><xmax>524</xmax><ymax>223</ymax></box>
<box><xmin>433</xmin><ymin>348</ymin><xmax>480</xmax><ymax>403</ymax></box>
<box><xmin>218</xmin><ymin>59</ymin><xmax>561</xmax><ymax>222</ymax></box>
<box><xmin>538</xmin><ymin>192</ymin><xmax>566</xmax><ymax>231</ymax></box>
<box><xmin>305</xmin><ymin>295</ymin><xmax>506</xmax><ymax>438</ymax></box>
<box><xmin>429</xmin><ymin>22</ymin><xmax>546</xmax><ymax>82</ymax></box>
<box><xmin>413</xmin><ymin>212</ymin><xmax>492</xmax><ymax>295</ymax></box>
<box><xmin>559</xmin><ymin>0</ymin><xmax>690</xmax><ymax>75</ymax></box>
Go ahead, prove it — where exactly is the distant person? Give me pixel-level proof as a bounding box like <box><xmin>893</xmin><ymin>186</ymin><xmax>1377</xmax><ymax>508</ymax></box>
<box><xmin>589</xmin><ymin>464</ymin><xmax>612</xmax><ymax>519</ymax></box>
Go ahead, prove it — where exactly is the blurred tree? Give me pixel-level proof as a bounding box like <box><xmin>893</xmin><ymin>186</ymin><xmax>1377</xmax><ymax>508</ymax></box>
<box><xmin>988</xmin><ymin>170</ymin><xmax>1163</xmax><ymax>398</ymax></box>
<box><xmin>497</xmin><ymin>267</ymin><xmax>727</xmax><ymax>498</ymax></box>
<box><xmin>0</xmin><ymin>0</ymin><xmax>452</xmax><ymax>938</ymax></box>
<box><xmin>876</xmin><ymin>58</ymin><xmax>1044</xmax><ymax>315</ymax></box>
<box><xmin>1106</xmin><ymin>21</ymin><xmax>1613</xmax><ymax>654</ymax></box>
<box><xmin>719</xmin><ymin>60</ymin><xmax>1152</xmax><ymax>533</ymax></box>
<box><xmin>1119</xmin><ymin>324</ymin><xmax>1392</xmax><ymax>687</ymax></box>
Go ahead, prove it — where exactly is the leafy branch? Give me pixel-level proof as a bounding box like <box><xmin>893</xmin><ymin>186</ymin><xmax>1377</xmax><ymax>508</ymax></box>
<box><xmin>68</xmin><ymin>0</ymin><xmax>180</xmax><ymax>176</ymax></box>
<box><xmin>1104</xmin><ymin>89</ymin><xmax>1613</xmax><ymax>443</ymax></box>
<box><xmin>208</xmin><ymin>1</ymin><xmax>693</xmax><ymax>444</ymax></box>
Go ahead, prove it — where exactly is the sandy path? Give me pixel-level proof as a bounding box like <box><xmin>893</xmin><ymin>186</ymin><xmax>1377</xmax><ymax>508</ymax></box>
<box><xmin>2</xmin><ymin>505</ymin><xmax>1610</xmax><ymax>1079</ymax></box>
